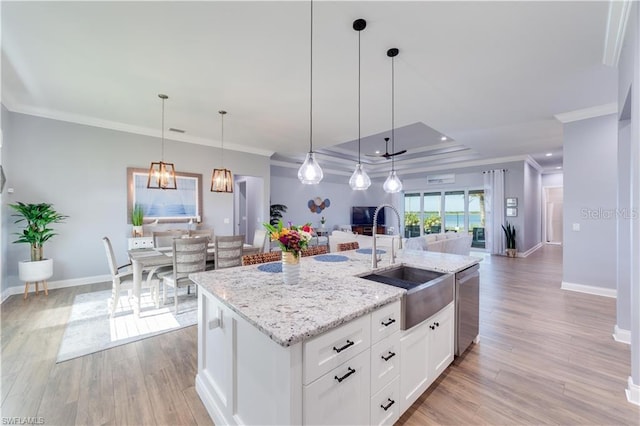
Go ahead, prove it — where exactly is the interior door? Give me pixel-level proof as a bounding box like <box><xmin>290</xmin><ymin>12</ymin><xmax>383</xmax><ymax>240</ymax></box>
<box><xmin>545</xmin><ymin>187</ymin><xmax>563</xmax><ymax>244</ymax></box>
<box><xmin>237</xmin><ymin>181</ymin><xmax>247</xmax><ymax>241</ymax></box>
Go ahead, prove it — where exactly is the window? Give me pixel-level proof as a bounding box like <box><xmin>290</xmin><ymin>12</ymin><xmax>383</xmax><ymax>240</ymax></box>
<box><xmin>403</xmin><ymin>189</ymin><xmax>486</xmax><ymax>249</ymax></box>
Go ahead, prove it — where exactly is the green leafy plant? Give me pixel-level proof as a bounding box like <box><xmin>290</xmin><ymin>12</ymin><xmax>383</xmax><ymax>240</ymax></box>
<box><xmin>10</xmin><ymin>202</ymin><xmax>68</xmax><ymax>261</ymax></box>
<box><xmin>404</xmin><ymin>211</ymin><xmax>419</xmax><ymax>226</ymax></box>
<box><xmin>424</xmin><ymin>214</ymin><xmax>441</xmax><ymax>228</ymax></box>
<box><xmin>132</xmin><ymin>204</ymin><xmax>144</xmax><ymax>226</ymax></box>
<box><xmin>502</xmin><ymin>222</ymin><xmax>516</xmax><ymax>249</ymax></box>
<box><xmin>269</xmin><ymin>204</ymin><xmax>288</xmax><ymax>226</ymax></box>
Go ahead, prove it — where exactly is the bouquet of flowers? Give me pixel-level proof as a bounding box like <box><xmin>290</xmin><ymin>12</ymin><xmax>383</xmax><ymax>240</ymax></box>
<box><xmin>264</xmin><ymin>221</ymin><xmax>314</xmax><ymax>257</ymax></box>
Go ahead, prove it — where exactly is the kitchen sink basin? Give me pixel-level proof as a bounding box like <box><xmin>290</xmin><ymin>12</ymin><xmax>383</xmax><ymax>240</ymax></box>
<box><xmin>361</xmin><ymin>265</ymin><xmax>454</xmax><ymax>330</ymax></box>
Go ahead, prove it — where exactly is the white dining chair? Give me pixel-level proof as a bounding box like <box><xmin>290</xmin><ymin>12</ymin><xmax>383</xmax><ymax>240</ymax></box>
<box><xmin>160</xmin><ymin>237</ymin><xmax>208</xmax><ymax>313</ymax></box>
<box><xmin>103</xmin><ymin>236</ymin><xmax>159</xmax><ymax>316</ymax></box>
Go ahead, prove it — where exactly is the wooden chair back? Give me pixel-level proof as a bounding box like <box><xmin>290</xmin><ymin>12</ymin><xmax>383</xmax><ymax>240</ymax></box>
<box><xmin>170</xmin><ymin>238</ymin><xmax>208</xmax><ymax>282</ymax></box>
<box><xmin>153</xmin><ymin>230</ymin><xmax>185</xmax><ymax>249</ymax></box>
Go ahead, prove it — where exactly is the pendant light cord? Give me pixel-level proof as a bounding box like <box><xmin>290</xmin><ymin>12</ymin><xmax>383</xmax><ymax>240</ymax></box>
<box><xmin>391</xmin><ymin>54</ymin><xmax>395</xmax><ymax>172</ymax></box>
<box><xmin>161</xmin><ymin>97</ymin><xmax>165</xmax><ymax>162</ymax></box>
<box><xmin>357</xmin><ymin>28</ymin><xmax>361</xmax><ymax>165</ymax></box>
<box><xmin>220</xmin><ymin>113</ymin><xmax>225</xmax><ymax>167</ymax></box>
<box><xmin>309</xmin><ymin>0</ymin><xmax>314</xmax><ymax>154</ymax></box>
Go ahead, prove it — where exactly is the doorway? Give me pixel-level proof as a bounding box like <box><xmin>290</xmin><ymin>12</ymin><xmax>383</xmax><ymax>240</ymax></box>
<box><xmin>234</xmin><ymin>176</ymin><xmax>264</xmax><ymax>244</ymax></box>
<box><xmin>543</xmin><ymin>186</ymin><xmax>563</xmax><ymax>244</ymax></box>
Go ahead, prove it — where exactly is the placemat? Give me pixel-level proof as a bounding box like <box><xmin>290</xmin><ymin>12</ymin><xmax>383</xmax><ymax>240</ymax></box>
<box><xmin>257</xmin><ymin>263</ymin><xmax>282</xmax><ymax>273</ymax></box>
<box><xmin>356</xmin><ymin>248</ymin><xmax>387</xmax><ymax>255</ymax></box>
<box><xmin>314</xmin><ymin>254</ymin><xmax>349</xmax><ymax>262</ymax></box>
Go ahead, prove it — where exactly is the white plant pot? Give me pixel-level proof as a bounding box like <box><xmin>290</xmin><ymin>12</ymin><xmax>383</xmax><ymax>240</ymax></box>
<box><xmin>18</xmin><ymin>258</ymin><xmax>53</xmax><ymax>282</ymax></box>
<box><xmin>132</xmin><ymin>225</ymin><xmax>144</xmax><ymax>237</ymax></box>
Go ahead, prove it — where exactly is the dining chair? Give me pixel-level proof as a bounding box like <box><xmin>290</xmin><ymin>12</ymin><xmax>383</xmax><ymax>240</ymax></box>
<box><xmin>103</xmin><ymin>236</ymin><xmax>159</xmax><ymax>317</ymax></box>
<box><xmin>242</xmin><ymin>229</ymin><xmax>268</xmax><ymax>256</ymax></box>
<box><xmin>214</xmin><ymin>235</ymin><xmax>245</xmax><ymax>269</ymax></box>
<box><xmin>301</xmin><ymin>245</ymin><xmax>328</xmax><ymax>257</ymax></box>
<box><xmin>153</xmin><ymin>230</ymin><xmax>186</xmax><ymax>250</ymax></box>
<box><xmin>160</xmin><ymin>237</ymin><xmax>208</xmax><ymax>313</ymax></box>
<box><xmin>242</xmin><ymin>251</ymin><xmax>281</xmax><ymax>265</ymax></box>
<box><xmin>337</xmin><ymin>241</ymin><xmax>360</xmax><ymax>252</ymax></box>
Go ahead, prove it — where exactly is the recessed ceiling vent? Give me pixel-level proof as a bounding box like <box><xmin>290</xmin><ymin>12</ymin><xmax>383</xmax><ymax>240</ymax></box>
<box><xmin>427</xmin><ymin>174</ymin><xmax>455</xmax><ymax>185</ymax></box>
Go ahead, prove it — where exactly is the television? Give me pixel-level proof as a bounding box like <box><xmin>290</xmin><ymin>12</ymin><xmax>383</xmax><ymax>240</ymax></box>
<box><xmin>351</xmin><ymin>206</ymin><xmax>384</xmax><ymax>226</ymax></box>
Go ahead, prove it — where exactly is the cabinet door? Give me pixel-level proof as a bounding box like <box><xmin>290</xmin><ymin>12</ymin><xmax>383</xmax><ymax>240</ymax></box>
<box><xmin>399</xmin><ymin>321</ymin><xmax>430</xmax><ymax>412</ymax></box>
<box><xmin>429</xmin><ymin>303</ymin><xmax>454</xmax><ymax>380</ymax></box>
<box><xmin>303</xmin><ymin>349</ymin><xmax>371</xmax><ymax>425</ymax></box>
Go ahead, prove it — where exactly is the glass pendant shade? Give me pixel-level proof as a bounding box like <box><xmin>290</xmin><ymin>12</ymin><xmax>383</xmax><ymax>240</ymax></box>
<box><xmin>383</xmin><ymin>170</ymin><xmax>403</xmax><ymax>193</ymax></box>
<box><xmin>349</xmin><ymin>163</ymin><xmax>371</xmax><ymax>190</ymax></box>
<box><xmin>211</xmin><ymin>168</ymin><xmax>234</xmax><ymax>192</ymax></box>
<box><xmin>298</xmin><ymin>152</ymin><xmax>323</xmax><ymax>184</ymax></box>
<box><xmin>147</xmin><ymin>161</ymin><xmax>177</xmax><ymax>190</ymax></box>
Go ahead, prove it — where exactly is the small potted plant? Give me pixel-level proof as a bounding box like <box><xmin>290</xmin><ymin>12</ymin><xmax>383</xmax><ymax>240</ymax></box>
<box><xmin>501</xmin><ymin>222</ymin><xmax>517</xmax><ymax>258</ymax></box>
<box><xmin>10</xmin><ymin>202</ymin><xmax>67</xmax><ymax>291</ymax></box>
<box><xmin>320</xmin><ymin>216</ymin><xmax>326</xmax><ymax>229</ymax></box>
<box><xmin>132</xmin><ymin>204</ymin><xmax>144</xmax><ymax>237</ymax></box>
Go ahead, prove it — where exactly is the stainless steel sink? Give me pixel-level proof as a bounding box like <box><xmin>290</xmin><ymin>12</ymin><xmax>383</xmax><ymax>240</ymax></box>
<box><xmin>361</xmin><ymin>265</ymin><xmax>454</xmax><ymax>330</ymax></box>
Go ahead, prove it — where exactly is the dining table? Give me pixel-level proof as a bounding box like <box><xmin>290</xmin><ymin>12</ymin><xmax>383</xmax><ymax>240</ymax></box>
<box><xmin>127</xmin><ymin>241</ymin><xmax>252</xmax><ymax>316</ymax></box>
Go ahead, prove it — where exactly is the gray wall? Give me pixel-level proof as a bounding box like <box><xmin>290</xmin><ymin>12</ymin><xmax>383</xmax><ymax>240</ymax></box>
<box><xmin>562</xmin><ymin>113</ymin><xmax>618</xmax><ymax>289</ymax></box>
<box><xmin>542</xmin><ymin>173</ymin><xmax>563</xmax><ymax>187</ymax></box>
<box><xmin>617</xmin><ymin>119</ymin><xmax>631</xmax><ymax>331</ymax></box>
<box><xmin>2</xmin><ymin>111</ymin><xmax>270</xmax><ymax>293</ymax></box>
<box><xmin>618</xmin><ymin>1</ymin><xmax>639</xmax><ymax>386</ymax></box>
<box><xmin>270</xmin><ymin>170</ymin><xmax>391</xmax><ymax>231</ymax></box>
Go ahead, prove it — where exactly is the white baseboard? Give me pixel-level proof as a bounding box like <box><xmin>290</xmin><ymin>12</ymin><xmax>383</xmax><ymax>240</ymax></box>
<box><xmin>518</xmin><ymin>242</ymin><xmax>543</xmax><ymax>257</ymax></box>
<box><xmin>627</xmin><ymin>376</ymin><xmax>640</xmax><ymax>406</ymax></box>
<box><xmin>613</xmin><ymin>325</ymin><xmax>631</xmax><ymax>344</ymax></box>
<box><xmin>561</xmin><ymin>281</ymin><xmax>617</xmax><ymax>298</ymax></box>
<box><xmin>1</xmin><ymin>274</ymin><xmax>110</xmax><ymax>304</ymax></box>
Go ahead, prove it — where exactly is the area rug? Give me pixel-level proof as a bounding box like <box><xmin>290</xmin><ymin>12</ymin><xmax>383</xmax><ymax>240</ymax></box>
<box><xmin>56</xmin><ymin>286</ymin><xmax>197</xmax><ymax>363</ymax></box>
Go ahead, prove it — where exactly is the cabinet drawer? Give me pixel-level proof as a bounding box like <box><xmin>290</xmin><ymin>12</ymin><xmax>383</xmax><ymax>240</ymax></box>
<box><xmin>371</xmin><ymin>300</ymin><xmax>401</xmax><ymax>344</ymax></box>
<box><xmin>370</xmin><ymin>331</ymin><xmax>400</xmax><ymax>396</ymax></box>
<box><xmin>303</xmin><ymin>314</ymin><xmax>371</xmax><ymax>384</ymax></box>
<box><xmin>370</xmin><ymin>376</ymin><xmax>400</xmax><ymax>426</ymax></box>
<box><xmin>303</xmin><ymin>349</ymin><xmax>371</xmax><ymax>425</ymax></box>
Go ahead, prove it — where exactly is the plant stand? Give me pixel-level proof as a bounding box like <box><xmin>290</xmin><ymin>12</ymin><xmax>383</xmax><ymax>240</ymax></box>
<box><xmin>18</xmin><ymin>259</ymin><xmax>53</xmax><ymax>299</ymax></box>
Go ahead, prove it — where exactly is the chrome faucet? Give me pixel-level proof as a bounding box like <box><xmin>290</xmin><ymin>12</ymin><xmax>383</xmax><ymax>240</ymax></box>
<box><xmin>372</xmin><ymin>204</ymin><xmax>403</xmax><ymax>269</ymax></box>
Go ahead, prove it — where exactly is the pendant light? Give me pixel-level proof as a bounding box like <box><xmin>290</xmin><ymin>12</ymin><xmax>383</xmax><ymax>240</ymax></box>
<box><xmin>298</xmin><ymin>0</ymin><xmax>323</xmax><ymax>184</ymax></box>
<box><xmin>349</xmin><ymin>18</ymin><xmax>371</xmax><ymax>191</ymax></box>
<box><xmin>211</xmin><ymin>110</ymin><xmax>234</xmax><ymax>193</ymax></box>
<box><xmin>147</xmin><ymin>94</ymin><xmax>177</xmax><ymax>190</ymax></box>
<box><xmin>383</xmin><ymin>48</ymin><xmax>403</xmax><ymax>194</ymax></box>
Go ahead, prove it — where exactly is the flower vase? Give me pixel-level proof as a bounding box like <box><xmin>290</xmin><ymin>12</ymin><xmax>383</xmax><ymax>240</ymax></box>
<box><xmin>281</xmin><ymin>251</ymin><xmax>300</xmax><ymax>285</ymax></box>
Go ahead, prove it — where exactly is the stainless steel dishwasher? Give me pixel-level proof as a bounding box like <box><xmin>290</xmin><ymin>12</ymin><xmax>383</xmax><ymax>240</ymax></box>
<box><xmin>455</xmin><ymin>264</ymin><xmax>480</xmax><ymax>356</ymax></box>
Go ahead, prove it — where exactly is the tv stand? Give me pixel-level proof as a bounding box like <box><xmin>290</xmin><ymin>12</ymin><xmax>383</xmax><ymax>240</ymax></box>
<box><xmin>351</xmin><ymin>225</ymin><xmax>385</xmax><ymax>236</ymax></box>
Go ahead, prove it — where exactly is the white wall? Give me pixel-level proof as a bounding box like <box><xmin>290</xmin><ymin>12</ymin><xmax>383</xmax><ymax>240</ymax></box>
<box><xmin>523</xmin><ymin>162</ymin><xmax>542</xmax><ymax>250</ymax></box>
<box><xmin>562</xmin><ymin>113</ymin><xmax>618</xmax><ymax>290</ymax></box>
<box><xmin>1</xmin><ymin>111</ymin><xmax>270</xmax><ymax>294</ymax></box>
<box><xmin>542</xmin><ymin>173</ymin><xmax>563</xmax><ymax>187</ymax></box>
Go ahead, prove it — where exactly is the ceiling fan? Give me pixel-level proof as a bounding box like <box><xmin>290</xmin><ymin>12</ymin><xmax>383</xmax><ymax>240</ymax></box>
<box><xmin>366</xmin><ymin>137</ymin><xmax>407</xmax><ymax>159</ymax></box>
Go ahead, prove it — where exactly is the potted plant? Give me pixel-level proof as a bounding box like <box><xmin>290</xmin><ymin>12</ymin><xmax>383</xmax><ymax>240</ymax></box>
<box><xmin>501</xmin><ymin>221</ymin><xmax>517</xmax><ymax>257</ymax></box>
<box><xmin>269</xmin><ymin>204</ymin><xmax>288</xmax><ymax>226</ymax></box>
<box><xmin>10</xmin><ymin>202</ymin><xmax>67</xmax><ymax>290</ymax></box>
<box><xmin>132</xmin><ymin>204</ymin><xmax>144</xmax><ymax>237</ymax></box>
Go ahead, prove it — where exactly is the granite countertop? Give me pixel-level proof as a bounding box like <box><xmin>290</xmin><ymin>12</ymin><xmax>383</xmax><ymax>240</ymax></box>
<box><xmin>190</xmin><ymin>249</ymin><xmax>480</xmax><ymax>347</ymax></box>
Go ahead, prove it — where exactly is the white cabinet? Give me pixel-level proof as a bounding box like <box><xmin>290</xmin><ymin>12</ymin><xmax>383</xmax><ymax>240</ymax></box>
<box><xmin>303</xmin><ymin>349</ymin><xmax>371</xmax><ymax>425</ymax></box>
<box><xmin>370</xmin><ymin>377</ymin><xmax>401</xmax><ymax>426</ymax></box>
<box><xmin>399</xmin><ymin>302</ymin><xmax>454</xmax><ymax>412</ymax></box>
<box><xmin>370</xmin><ymin>331</ymin><xmax>400</xmax><ymax>395</ymax></box>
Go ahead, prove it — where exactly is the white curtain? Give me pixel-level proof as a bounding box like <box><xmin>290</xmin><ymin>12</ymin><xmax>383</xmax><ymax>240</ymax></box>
<box><xmin>483</xmin><ymin>169</ymin><xmax>506</xmax><ymax>254</ymax></box>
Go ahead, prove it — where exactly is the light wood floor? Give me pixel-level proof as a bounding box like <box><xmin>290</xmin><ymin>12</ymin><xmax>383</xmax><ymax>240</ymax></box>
<box><xmin>1</xmin><ymin>245</ymin><xmax>639</xmax><ymax>425</ymax></box>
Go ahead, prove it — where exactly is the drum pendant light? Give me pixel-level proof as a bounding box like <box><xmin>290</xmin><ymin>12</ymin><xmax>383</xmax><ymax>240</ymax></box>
<box><xmin>349</xmin><ymin>18</ymin><xmax>371</xmax><ymax>191</ymax></box>
<box><xmin>147</xmin><ymin>94</ymin><xmax>177</xmax><ymax>190</ymax></box>
<box><xmin>298</xmin><ymin>0</ymin><xmax>323</xmax><ymax>184</ymax></box>
<box><xmin>383</xmin><ymin>48</ymin><xmax>403</xmax><ymax>194</ymax></box>
<box><xmin>211</xmin><ymin>110</ymin><xmax>234</xmax><ymax>193</ymax></box>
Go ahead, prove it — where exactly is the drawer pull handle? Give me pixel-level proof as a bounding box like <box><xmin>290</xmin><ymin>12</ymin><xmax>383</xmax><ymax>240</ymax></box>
<box><xmin>381</xmin><ymin>318</ymin><xmax>396</xmax><ymax>327</ymax></box>
<box><xmin>381</xmin><ymin>398</ymin><xmax>395</xmax><ymax>411</ymax></box>
<box><xmin>334</xmin><ymin>367</ymin><xmax>356</xmax><ymax>383</ymax></box>
<box><xmin>381</xmin><ymin>351</ymin><xmax>396</xmax><ymax>361</ymax></box>
<box><xmin>333</xmin><ymin>340</ymin><xmax>354</xmax><ymax>353</ymax></box>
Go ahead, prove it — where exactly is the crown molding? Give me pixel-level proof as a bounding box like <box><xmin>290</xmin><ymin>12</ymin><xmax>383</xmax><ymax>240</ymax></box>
<box><xmin>603</xmin><ymin>0</ymin><xmax>633</xmax><ymax>67</ymax></box>
<box><xmin>554</xmin><ymin>103</ymin><xmax>618</xmax><ymax>123</ymax></box>
<box><xmin>3</xmin><ymin>101</ymin><xmax>274</xmax><ymax>157</ymax></box>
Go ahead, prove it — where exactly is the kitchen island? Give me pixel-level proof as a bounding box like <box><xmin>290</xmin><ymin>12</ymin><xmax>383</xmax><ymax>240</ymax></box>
<box><xmin>190</xmin><ymin>249</ymin><xmax>480</xmax><ymax>425</ymax></box>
